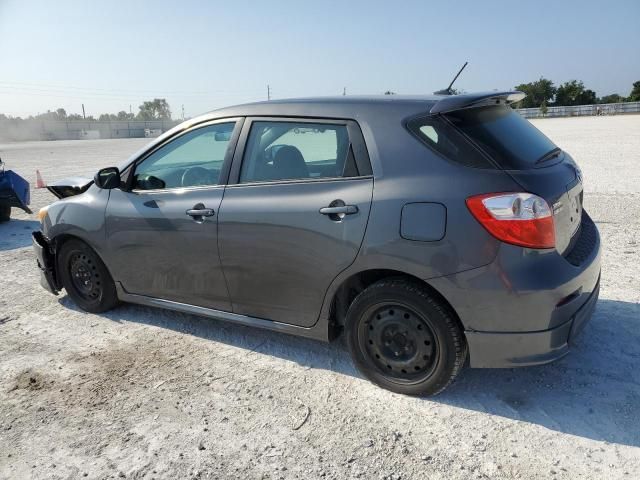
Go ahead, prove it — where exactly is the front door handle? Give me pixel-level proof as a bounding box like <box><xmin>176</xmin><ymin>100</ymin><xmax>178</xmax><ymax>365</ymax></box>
<box><xmin>186</xmin><ymin>203</ymin><xmax>215</xmax><ymax>222</ymax></box>
<box><xmin>319</xmin><ymin>205</ymin><xmax>358</xmax><ymax>215</ymax></box>
<box><xmin>186</xmin><ymin>208</ymin><xmax>215</xmax><ymax>217</ymax></box>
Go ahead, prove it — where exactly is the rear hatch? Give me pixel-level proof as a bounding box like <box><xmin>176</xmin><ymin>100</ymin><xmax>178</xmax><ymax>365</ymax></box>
<box><xmin>444</xmin><ymin>105</ymin><xmax>583</xmax><ymax>255</ymax></box>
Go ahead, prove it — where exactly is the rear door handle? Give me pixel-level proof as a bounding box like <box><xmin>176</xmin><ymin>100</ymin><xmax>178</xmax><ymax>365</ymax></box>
<box><xmin>319</xmin><ymin>205</ymin><xmax>358</xmax><ymax>215</ymax></box>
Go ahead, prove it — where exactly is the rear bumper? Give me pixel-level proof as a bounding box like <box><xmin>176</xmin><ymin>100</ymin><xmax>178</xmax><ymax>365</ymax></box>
<box><xmin>429</xmin><ymin>211</ymin><xmax>601</xmax><ymax>368</ymax></box>
<box><xmin>32</xmin><ymin>231</ymin><xmax>59</xmax><ymax>295</ymax></box>
<box><xmin>465</xmin><ymin>276</ymin><xmax>599</xmax><ymax>367</ymax></box>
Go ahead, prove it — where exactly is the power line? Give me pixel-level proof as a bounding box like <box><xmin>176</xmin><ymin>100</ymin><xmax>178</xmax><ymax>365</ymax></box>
<box><xmin>0</xmin><ymin>80</ymin><xmax>267</xmax><ymax>97</ymax></box>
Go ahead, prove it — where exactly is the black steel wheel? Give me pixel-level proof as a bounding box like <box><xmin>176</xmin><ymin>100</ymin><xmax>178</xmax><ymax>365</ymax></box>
<box><xmin>359</xmin><ymin>303</ymin><xmax>438</xmax><ymax>383</ymax></box>
<box><xmin>68</xmin><ymin>252</ymin><xmax>102</xmax><ymax>301</ymax></box>
<box><xmin>58</xmin><ymin>239</ymin><xmax>119</xmax><ymax>313</ymax></box>
<box><xmin>346</xmin><ymin>279</ymin><xmax>467</xmax><ymax>396</ymax></box>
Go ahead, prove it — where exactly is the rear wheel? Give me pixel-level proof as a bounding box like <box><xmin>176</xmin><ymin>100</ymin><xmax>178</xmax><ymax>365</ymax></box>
<box><xmin>57</xmin><ymin>239</ymin><xmax>119</xmax><ymax>313</ymax></box>
<box><xmin>345</xmin><ymin>279</ymin><xmax>466</xmax><ymax>396</ymax></box>
<box><xmin>0</xmin><ymin>205</ymin><xmax>10</xmax><ymax>222</ymax></box>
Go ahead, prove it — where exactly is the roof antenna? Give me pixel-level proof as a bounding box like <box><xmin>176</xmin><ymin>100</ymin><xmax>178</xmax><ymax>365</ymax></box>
<box><xmin>434</xmin><ymin>61</ymin><xmax>468</xmax><ymax>95</ymax></box>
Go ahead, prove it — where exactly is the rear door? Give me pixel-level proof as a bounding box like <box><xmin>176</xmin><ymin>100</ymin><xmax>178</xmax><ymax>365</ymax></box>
<box><xmin>218</xmin><ymin>117</ymin><xmax>373</xmax><ymax>327</ymax></box>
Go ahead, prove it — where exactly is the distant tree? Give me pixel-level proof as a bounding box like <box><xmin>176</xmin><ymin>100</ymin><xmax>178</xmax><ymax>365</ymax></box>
<box><xmin>99</xmin><ymin>113</ymin><xmax>113</xmax><ymax>121</ymax></box>
<box><xmin>56</xmin><ymin>108</ymin><xmax>67</xmax><ymax>119</ymax></box>
<box><xmin>116</xmin><ymin>110</ymin><xmax>135</xmax><ymax>120</ymax></box>
<box><xmin>514</xmin><ymin>77</ymin><xmax>556</xmax><ymax>108</ymax></box>
<box><xmin>598</xmin><ymin>94</ymin><xmax>625</xmax><ymax>104</ymax></box>
<box><xmin>67</xmin><ymin>113</ymin><xmax>84</xmax><ymax>120</ymax></box>
<box><xmin>137</xmin><ymin>98</ymin><xmax>171</xmax><ymax>120</ymax></box>
<box><xmin>383</xmin><ymin>91</ymin><xmax>396</xmax><ymax>95</ymax></box>
<box><xmin>34</xmin><ymin>110</ymin><xmax>58</xmax><ymax>121</ymax></box>
<box><xmin>554</xmin><ymin>80</ymin><xmax>596</xmax><ymax>106</ymax></box>
<box><xmin>628</xmin><ymin>81</ymin><xmax>640</xmax><ymax>102</ymax></box>
<box><xmin>539</xmin><ymin>99</ymin><xmax>549</xmax><ymax>116</ymax></box>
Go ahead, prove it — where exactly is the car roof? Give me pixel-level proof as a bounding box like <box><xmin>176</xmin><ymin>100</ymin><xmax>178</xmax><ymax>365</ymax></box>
<box><xmin>193</xmin><ymin>95</ymin><xmax>442</xmax><ymax>122</ymax></box>
<box><xmin>189</xmin><ymin>91</ymin><xmax>524</xmax><ymax>123</ymax></box>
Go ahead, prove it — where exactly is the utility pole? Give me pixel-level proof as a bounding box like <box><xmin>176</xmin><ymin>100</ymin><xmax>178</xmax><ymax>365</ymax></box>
<box><xmin>343</xmin><ymin>87</ymin><xmax>346</xmax><ymax>96</ymax></box>
<box><xmin>129</xmin><ymin>104</ymin><xmax>132</xmax><ymax>115</ymax></box>
<box><xmin>82</xmin><ymin>103</ymin><xmax>86</xmax><ymax>120</ymax></box>
<box><xmin>267</xmin><ymin>84</ymin><xmax>271</xmax><ymax>101</ymax></box>
<box><xmin>181</xmin><ymin>104</ymin><xmax>185</xmax><ymax>121</ymax></box>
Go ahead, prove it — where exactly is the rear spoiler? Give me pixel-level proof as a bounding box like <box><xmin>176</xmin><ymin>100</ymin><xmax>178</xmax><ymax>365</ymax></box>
<box><xmin>430</xmin><ymin>91</ymin><xmax>525</xmax><ymax>115</ymax></box>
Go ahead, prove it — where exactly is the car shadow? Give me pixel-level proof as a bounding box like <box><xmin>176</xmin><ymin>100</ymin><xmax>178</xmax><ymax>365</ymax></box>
<box><xmin>59</xmin><ymin>296</ymin><xmax>640</xmax><ymax>447</ymax></box>
<box><xmin>0</xmin><ymin>219</ymin><xmax>39</xmax><ymax>251</ymax></box>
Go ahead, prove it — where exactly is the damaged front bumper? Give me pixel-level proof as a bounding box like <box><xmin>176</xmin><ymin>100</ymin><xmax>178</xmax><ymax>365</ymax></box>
<box><xmin>32</xmin><ymin>231</ymin><xmax>59</xmax><ymax>295</ymax></box>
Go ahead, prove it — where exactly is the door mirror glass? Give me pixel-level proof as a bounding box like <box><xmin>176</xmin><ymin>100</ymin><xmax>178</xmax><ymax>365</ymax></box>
<box><xmin>214</xmin><ymin>131</ymin><xmax>232</xmax><ymax>142</ymax></box>
<box><xmin>94</xmin><ymin>167</ymin><xmax>121</xmax><ymax>189</ymax></box>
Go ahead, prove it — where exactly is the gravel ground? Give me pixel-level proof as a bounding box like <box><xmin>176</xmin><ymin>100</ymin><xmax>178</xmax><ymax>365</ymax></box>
<box><xmin>0</xmin><ymin>115</ymin><xmax>639</xmax><ymax>480</ymax></box>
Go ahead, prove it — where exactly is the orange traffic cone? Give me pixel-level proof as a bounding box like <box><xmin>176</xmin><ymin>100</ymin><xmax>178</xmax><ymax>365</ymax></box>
<box><xmin>35</xmin><ymin>170</ymin><xmax>46</xmax><ymax>188</ymax></box>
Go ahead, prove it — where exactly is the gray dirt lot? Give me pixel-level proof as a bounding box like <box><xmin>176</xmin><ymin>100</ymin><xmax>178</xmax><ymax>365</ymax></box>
<box><xmin>1</xmin><ymin>116</ymin><xmax>639</xmax><ymax>480</ymax></box>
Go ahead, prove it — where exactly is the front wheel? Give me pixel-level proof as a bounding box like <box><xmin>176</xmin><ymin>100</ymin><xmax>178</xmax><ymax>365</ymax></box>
<box><xmin>345</xmin><ymin>279</ymin><xmax>467</xmax><ymax>396</ymax></box>
<box><xmin>57</xmin><ymin>239</ymin><xmax>119</xmax><ymax>313</ymax></box>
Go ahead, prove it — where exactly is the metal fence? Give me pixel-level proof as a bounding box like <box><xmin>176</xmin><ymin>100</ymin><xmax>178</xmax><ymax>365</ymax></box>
<box><xmin>0</xmin><ymin>119</ymin><xmax>180</xmax><ymax>142</ymax></box>
<box><xmin>517</xmin><ymin>101</ymin><xmax>640</xmax><ymax>119</ymax></box>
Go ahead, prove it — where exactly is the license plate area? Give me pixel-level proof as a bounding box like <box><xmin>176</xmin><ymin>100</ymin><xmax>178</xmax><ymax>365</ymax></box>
<box><xmin>567</xmin><ymin>187</ymin><xmax>583</xmax><ymax>238</ymax></box>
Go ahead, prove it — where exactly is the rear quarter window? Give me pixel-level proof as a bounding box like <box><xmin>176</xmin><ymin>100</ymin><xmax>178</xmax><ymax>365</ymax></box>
<box><xmin>406</xmin><ymin>115</ymin><xmax>495</xmax><ymax>169</ymax></box>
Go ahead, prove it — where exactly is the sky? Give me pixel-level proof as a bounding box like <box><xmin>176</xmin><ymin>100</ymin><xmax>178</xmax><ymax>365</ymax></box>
<box><xmin>0</xmin><ymin>0</ymin><xmax>638</xmax><ymax>118</ymax></box>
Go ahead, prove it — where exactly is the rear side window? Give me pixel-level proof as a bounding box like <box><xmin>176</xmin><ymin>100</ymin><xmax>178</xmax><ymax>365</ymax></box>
<box><xmin>444</xmin><ymin>106</ymin><xmax>558</xmax><ymax>169</ymax></box>
<box><xmin>407</xmin><ymin>115</ymin><xmax>494</xmax><ymax>168</ymax></box>
<box><xmin>240</xmin><ymin>121</ymin><xmax>358</xmax><ymax>183</ymax></box>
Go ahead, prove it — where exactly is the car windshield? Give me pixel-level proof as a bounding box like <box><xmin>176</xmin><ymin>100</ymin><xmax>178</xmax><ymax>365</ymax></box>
<box><xmin>444</xmin><ymin>106</ymin><xmax>559</xmax><ymax>169</ymax></box>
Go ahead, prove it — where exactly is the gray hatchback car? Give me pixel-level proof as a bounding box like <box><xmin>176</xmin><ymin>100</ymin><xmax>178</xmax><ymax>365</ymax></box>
<box><xmin>33</xmin><ymin>92</ymin><xmax>601</xmax><ymax>395</ymax></box>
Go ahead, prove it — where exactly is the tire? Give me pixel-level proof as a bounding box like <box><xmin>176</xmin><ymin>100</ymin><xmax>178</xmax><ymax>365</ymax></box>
<box><xmin>0</xmin><ymin>205</ymin><xmax>10</xmax><ymax>222</ymax></box>
<box><xmin>57</xmin><ymin>239</ymin><xmax>119</xmax><ymax>313</ymax></box>
<box><xmin>345</xmin><ymin>279</ymin><xmax>467</xmax><ymax>396</ymax></box>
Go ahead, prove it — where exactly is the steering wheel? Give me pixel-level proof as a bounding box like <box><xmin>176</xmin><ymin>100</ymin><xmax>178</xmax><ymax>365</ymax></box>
<box><xmin>181</xmin><ymin>166</ymin><xmax>211</xmax><ymax>187</ymax></box>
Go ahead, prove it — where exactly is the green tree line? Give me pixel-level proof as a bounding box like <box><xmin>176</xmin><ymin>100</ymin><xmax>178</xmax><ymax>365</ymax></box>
<box><xmin>514</xmin><ymin>79</ymin><xmax>640</xmax><ymax>109</ymax></box>
<box><xmin>0</xmin><ymin>98</ymin><xmax>172</xmax><ymax>122</ymax></box>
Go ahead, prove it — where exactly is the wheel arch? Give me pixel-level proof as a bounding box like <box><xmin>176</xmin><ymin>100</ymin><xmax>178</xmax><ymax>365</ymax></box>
<box><xmin>326</xmin><ymin>268</ymin><xmax>465</xmax><ymax>341</ymax></box>
<box><xmin>51</xmin><ymin>233</ymin><xmax>115</xmax><ymax>286</ymax></box>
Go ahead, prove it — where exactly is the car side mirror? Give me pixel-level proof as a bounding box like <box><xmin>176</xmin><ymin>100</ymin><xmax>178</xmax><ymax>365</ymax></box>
<box><xmin>214</xmin><ymin>131</ymin><xmax>231</xmax><ymax>141</ymax></box>
<box><xmin>94</xmin><ymin>167</ymin><xmax>121</xmax><ymax>189</ymax></box>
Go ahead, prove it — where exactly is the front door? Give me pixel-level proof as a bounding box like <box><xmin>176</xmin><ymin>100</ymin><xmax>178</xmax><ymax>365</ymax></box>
<box><xmin>105</xmin><ymin>119</ymin><xmax>240</xmax><ymax>310</ymax></box>
<box><xmin>218</xmin><ymin>118</ymin><xmax>374</xmax><ymax>327</ymax></box>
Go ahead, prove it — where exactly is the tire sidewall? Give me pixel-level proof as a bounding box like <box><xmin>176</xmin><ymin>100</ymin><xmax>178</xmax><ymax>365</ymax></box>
<box><xmin>346</xmin><ymin>281</ymin><xmax>461</xmax><ymax>396</ymax></box>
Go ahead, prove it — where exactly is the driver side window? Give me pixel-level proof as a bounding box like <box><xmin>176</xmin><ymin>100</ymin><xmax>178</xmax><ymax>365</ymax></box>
<box><xmin>133</xmin><ymin>122</ymin><xmax>235</xmax><ymax>190</ymax></box>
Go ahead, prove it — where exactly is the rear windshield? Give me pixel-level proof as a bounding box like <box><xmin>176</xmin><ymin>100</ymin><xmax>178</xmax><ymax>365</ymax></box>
<box><xmin>444</xmin><ymin>106</ymin><xmax>559</xmax><ymax>169</ymax></box>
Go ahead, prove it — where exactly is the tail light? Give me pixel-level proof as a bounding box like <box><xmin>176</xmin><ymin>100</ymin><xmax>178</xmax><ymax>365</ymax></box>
<box><xmin>466</xmin><ymin>192</ymin><xmax>555</xmax><ymax>249</ymax></box>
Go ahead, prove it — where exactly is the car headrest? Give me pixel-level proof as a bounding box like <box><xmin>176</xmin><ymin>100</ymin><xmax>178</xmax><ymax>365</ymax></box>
<box><xmin>273</xmin><ymin>146</ymin><xmax>308</xmax><ymax>180</ymax></box>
